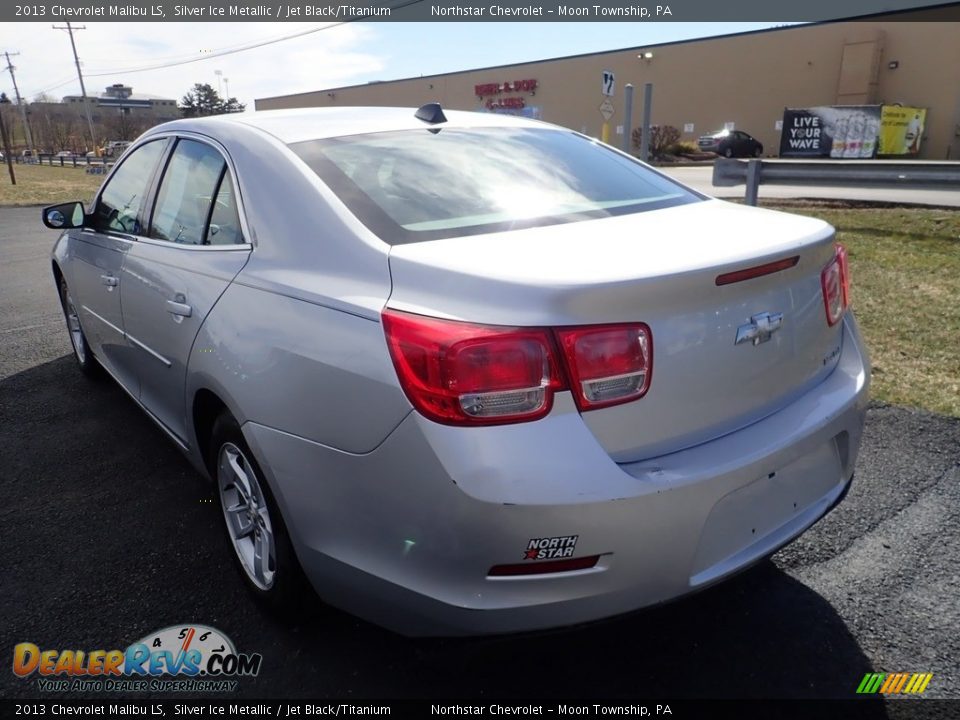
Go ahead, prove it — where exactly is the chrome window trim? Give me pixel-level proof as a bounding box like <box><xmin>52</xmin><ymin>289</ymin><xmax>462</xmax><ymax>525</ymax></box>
<box><xmin>133</xmin><ymin>235</ymin><xmax>252</xmax><ymax>252</ymax></box>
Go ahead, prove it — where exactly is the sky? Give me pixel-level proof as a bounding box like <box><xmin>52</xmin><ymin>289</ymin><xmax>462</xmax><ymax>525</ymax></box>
<box><xmin>0</xmin><ymin>22</ymin><xmax>784</xmax><ymax>109</ymax></box>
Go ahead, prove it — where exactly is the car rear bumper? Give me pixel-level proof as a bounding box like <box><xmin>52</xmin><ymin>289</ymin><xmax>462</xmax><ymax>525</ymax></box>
<box><xmin>243</xmin><ymin>314</ymin><xmax>869</xmax><ymax>636</ymax></box>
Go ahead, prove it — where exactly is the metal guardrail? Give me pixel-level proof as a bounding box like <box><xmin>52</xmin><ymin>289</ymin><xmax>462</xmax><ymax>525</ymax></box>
<box><xmin>713</xmin><ymin>158</ymin><xmax>960</xmax><ymax>205</ymax></box>
<box><xmin>4</xmin><ymin>154</ymin><xmax>110</xmax><ymax>167</ymax></box>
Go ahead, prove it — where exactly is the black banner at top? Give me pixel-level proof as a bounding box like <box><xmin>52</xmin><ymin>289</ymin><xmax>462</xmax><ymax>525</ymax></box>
<box><xmin>3</xmin><ymin>0</ymin><xmax>960</xmax><ymax>23</ymax></box>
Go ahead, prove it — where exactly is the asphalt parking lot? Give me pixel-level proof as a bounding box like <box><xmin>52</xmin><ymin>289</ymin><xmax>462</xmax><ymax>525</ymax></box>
<box><xmin>2</xmin><ymin>206</ymin><xmax>958</xmax><ymax>708</ymax></box>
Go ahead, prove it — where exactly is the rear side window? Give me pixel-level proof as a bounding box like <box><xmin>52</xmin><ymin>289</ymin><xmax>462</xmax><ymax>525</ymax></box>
<box><xmin>291</xmin><ymin>127</ymin><xmax>701</xmax><ymax>244</ymax></box>
<box><xmin>92</xmin><ymin>140</ymin><xmax>166</xmax><ymax>234</ymax></box>
<box><xmin>205</xmin><ymin>173</ymin><xmax>244</xmax><ymax>246</ymax></box>
<box><xmin>150</xmin><ymin>139</ymin><xmax>242</xmax><ymax>246</ymax></box>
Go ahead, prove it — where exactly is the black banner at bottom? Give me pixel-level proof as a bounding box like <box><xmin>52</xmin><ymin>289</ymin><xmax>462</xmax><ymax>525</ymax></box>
<box><xmin>2</xmin><ymin>698</ymin><xmax>957</xmax><ymax>720</ymax></box>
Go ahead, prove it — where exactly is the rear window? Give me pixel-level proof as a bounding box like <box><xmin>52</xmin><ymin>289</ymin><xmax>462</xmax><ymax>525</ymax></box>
<box><xmin>290</xmin><ymin>127</ymin><xmax>701</xmax><ymax>244</ymax></box>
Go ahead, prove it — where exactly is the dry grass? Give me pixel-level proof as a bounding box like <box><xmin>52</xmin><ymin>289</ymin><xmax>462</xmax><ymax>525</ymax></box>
<box><xmin>765</xmin><ymin>202</ymin><xmax>960</xmax><ymax>417</ymax></box>
<box><xmin>0</xmin><ymin>162</ymin><xmax>103</xmax><ymax>207</ymax></box>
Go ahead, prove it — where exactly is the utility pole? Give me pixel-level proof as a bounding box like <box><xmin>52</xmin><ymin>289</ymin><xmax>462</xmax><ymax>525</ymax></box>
<box><xmin>52</xmin><ymin>22</ymin><xmax>97</xmax><ymax>151</ymax></box>
<box><xmin>0</xmin><ymin>94</ymin><xmax>16</xmax><ymax>185</ymax></box>
<box><xmin>2</xmin><ymin>51</ymin><xmax>35</xmax><ymax>155</ymax></box>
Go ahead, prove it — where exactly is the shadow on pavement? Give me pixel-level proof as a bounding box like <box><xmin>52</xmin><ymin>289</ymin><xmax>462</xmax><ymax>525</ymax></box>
<box><xmin>0</xmin><ymin>356</ymin><xmax>886</xmax><ymax>712</ymax></box>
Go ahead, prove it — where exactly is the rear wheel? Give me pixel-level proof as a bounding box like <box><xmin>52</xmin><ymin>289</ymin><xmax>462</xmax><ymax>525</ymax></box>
<box><xmin>723</xmin><ymin>147</ymin><xmax>734</xmax><ymax>158</ymax></box>
<box><xmin>210</xmin><ymin>412</ymin><xmax>307</xmax><ymax>609</ymax></box>
<box><xmin>754</xmin><ymin>145</ymin><xmax>764</xmax><ymax>158</ymax></box>
<box><xmin>58</xmin><ymin>278</ymin><xmax>101</xmax><ymax>377</ymax></box>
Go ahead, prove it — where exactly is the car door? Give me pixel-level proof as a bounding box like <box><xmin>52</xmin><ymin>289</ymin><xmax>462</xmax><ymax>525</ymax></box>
<box><xmin>728</xmin><ymin>131</ymin><xmax>743</xmax><ymax>156</ymax></box>
<box><xmin>69</xmin><ymin>138</ymin><xmax>169</xmax><ymax>393</ymax></box>
<box><xmin>119</xmin><ymin>136</ymin><xmax>251</xmax><ymax>445</ymax></box>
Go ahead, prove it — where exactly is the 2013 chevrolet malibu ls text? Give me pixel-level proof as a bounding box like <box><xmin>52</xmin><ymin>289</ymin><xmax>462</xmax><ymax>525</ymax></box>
<box><xmin>42</xmin><ymin>105</ymin><xmax>870</xmax><ymax>636</ymax></box>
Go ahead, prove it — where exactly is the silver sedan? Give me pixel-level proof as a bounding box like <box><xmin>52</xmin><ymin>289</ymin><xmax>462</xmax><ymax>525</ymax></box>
<box><xmin>42</xmin><ymin>105</ymin><xmax>869</xmax><ymax>636</ymax></box>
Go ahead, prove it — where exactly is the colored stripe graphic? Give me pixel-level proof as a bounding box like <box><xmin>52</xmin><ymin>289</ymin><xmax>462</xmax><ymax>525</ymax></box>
<box><xmin>857</xmin><ymin>673</ymin><xmax>885</xmax><ymax>694</ymax></box>
<box><xmin>857</xmin><ymin>672</ymin><xmax>932</xmax><ymax>694</ymax></box>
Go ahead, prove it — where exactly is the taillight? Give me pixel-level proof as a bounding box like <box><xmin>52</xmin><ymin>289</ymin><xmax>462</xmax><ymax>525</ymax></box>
<box><xmin>821</xmin><ymin>244</ymin><xmax>850</xmax><ymax>326</ymax></box>
<box><xmin>555</xmin><ymin>324</ymin><xmax>652</xmax><ymax>410</ymax></box>
<box><xmin>383</xmin><ymin>311</ymin><xmax>654</xmax><ymax>426</ymax></box>
<box><xmin>381</xmin><ymin>310</ymin><xmax>564</xmax><ymax>426</ymax></box>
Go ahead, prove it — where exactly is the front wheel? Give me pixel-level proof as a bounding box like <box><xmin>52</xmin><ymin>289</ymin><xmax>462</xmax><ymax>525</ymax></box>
<box><xmin>58</xmin><ymin>278</ymin><xmax>101</xmax><ymax>377</ymax></box>
<box><xmin>723</xmin><ymin>147</ymin><xmax>734</xmax><ymax>158</ymax></box>
<box><xmin>210</xmin><ymin>412</ymin><xmax>307</xmax><ymax>609</ymax></box>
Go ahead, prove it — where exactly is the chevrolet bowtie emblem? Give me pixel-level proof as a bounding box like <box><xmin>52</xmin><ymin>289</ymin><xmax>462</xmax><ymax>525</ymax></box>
<box><xmin>735</xmin><ymin>312</ymin><xmax>784</xmax><ymax>346</ymax></box>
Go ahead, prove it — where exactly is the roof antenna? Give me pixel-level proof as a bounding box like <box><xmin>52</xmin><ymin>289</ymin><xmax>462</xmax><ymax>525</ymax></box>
<box><xmin>415</xmin><ymin>102</ymin><xmax>447</xmax><ymax>125</ymax></box>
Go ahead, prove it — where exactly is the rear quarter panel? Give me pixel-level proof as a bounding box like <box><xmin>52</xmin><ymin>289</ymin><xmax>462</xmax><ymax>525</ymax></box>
<box><xmin>186</xmin><ymin>282</ymin><xmax>411</xmax><ymax>455</ymax></box>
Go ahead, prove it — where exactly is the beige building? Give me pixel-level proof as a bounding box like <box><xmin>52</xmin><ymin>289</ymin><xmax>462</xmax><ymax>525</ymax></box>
<box><xmin>256</xmin><ymin>17</ymin><xmax>960</xmax><ymax>160</ymax></box>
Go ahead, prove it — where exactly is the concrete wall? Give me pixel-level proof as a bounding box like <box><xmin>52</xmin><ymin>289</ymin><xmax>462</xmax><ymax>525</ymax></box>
<box><xmin>256</xmin><ymin>20</ymin><xmax>960</xmax><ymax>160</ymax></box>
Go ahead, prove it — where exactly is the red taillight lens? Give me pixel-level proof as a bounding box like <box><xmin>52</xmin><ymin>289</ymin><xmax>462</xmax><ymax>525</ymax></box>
<box><xmin>555</xmin><ymin>324</ymin><xmax>653</xmax><ymax>410</ymax></box>
<box><xmin>382</xmin><ymin>310</ymin><xmax>563</xmax><ymax>426</ymax></box>
<box><xmin>821</xmin><ymin>244</ymin><xmax>851</xmax><ymax>326</ymax></box>
<box><xmin>383</xmin><ymin>311</ymin><xmax>654</xmax><ymax>425</ymax></box>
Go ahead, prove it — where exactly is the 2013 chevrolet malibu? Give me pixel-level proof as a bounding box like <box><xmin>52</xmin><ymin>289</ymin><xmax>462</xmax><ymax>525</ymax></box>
<box><xmin>42</xmin><ymin>105</ymin><xmax>869</xmax><ymax>636</ymax></box>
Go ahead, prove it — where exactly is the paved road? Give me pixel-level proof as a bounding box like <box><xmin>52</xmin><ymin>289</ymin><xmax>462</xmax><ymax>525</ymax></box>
<box><xmin>1</xmin><ymin>206</ymin><xmax>958</xmax><ymax>706</ymax></box>
<box><xmin>661</xmin><ymin>166</ymin><xmax>960</xmax><ymax>207</ymax></box>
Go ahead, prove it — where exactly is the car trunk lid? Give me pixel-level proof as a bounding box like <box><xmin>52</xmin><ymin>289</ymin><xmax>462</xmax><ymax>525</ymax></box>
<box><xmin>386</xmin><ymin>200</ymin><xmax>843</xmax><ymax>462</ymax></box>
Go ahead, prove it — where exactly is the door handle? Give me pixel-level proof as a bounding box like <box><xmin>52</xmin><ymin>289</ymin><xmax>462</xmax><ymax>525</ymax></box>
<box><xmin>166</xmin><ymin>300</ymin><xmax>193</xmax><ymax>318</ymax></box>
<box><xmin>100</xmin><ymin>274</ymin><xmax>118</xmax><ymax>287</ymax></box>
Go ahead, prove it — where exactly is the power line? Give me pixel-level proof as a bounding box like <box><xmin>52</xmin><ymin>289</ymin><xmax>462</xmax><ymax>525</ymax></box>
<box><xmin>78</xmin><ymin>0</ymin><xmax>426</xmax><ymax>77</ymax></box>
<box><xmin>83</xmin><ymin>23</ymin><xmax>347</xmax><ymax>77</ymax></box>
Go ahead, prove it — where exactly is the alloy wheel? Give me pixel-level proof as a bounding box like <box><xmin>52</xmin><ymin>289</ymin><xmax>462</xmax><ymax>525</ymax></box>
<box><xmin>217</xmin><ymin>442</ymin><xmax>277</xmax><ymax>590</ymax></box>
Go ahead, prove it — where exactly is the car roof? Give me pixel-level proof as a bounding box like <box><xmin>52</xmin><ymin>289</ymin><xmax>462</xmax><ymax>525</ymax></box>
<box><xmin>149</xmin><ymin>106</ymin><xmax>551</xmax><ymax>145</ymax></box>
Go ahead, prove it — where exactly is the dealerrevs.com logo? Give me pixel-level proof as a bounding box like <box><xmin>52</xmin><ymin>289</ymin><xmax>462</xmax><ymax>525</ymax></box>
<box><xmin>13</xmin><ymin>624</ymin><xmax>262</xmax><ymax>693</ymax></box>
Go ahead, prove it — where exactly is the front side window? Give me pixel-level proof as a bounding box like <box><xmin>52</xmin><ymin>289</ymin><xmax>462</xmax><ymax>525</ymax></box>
<box><xmin>92</xmin><ymin>140</ymin><xmax>166</xmax><ymax>234</ymax></box>
<box><xmin>150</xmin><ymin>139</ymin><xmax>237</xmax><ymax>246</ymax></box>
<box><xmin>291</xmin><ymin>127</ymin><xmax>702</xmax><ymax>244</ymax></box>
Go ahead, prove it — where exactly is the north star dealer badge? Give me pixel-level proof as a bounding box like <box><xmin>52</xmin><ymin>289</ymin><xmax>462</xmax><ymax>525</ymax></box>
<box><xmin>524</xmin><ymin>535</ymin><xmax>579</xmax><ymax>560</ymax></box>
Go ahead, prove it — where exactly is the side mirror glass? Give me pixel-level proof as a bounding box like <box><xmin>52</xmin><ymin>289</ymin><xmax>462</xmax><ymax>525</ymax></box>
<box><xmin>43</xmin><ymin>201</ymin><xmax>86</xmax><ymax>230</ymax></box>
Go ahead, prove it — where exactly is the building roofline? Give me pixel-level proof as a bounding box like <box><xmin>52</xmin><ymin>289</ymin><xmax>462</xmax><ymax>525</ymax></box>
<box><xmin>256</xmin><ymin>3</ymin><xmax>957</xmax><ymax>104</ymax></box>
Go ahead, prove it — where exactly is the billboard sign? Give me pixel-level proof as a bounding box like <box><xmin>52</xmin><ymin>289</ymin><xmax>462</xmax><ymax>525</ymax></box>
<box><xmin>878</xmin><ymin>106</ymin><xmax>927</xmax><ymax>156</ymax></box>
<box><xmin>779</xmin><ymin>106</ymin><xmax>881</xmax><ymax>158</ymax></box>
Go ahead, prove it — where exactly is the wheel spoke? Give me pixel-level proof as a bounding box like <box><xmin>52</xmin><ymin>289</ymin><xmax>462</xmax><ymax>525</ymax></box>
<box><xmin>223</xmin><ymin>479</ymin><xmax>249</xmax><ymax>505</ymax></box>
<box><xmin>235</xmin><ymin>519</ymin><xmax>255</xmax><ymax>539</ymax></box>
<box><xmin>226</xmin><ymin>452</ymin><xmax>253</xmax><ymax>499</ymax></box>
<box><xmin>253</xmin><ymin>532</ymin><xmax>266</xmax><ymax>581</ymax></box>
<box><xmin>256</xmin><ymin>505</ymin><xmax>271</xmax><ymax>530</ymax></box>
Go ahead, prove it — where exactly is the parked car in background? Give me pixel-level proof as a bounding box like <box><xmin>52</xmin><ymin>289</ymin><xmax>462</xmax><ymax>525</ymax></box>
<box><xmin>101</xmin><ymin>140</ymin><xmax>132</xmax><ymax>158</ymax></box>
<box><xmin>41</xmin><ymin>105</ymin><xmax>868</xmax><ymax>636</ymax></box>
<box><xmin>698</xmin><ymin>129</ymin><xmax>764</xmax><ymax>158</ymax></box>
<box><xmin>55</xmin><ymin>151</ymin><xmax>74</xmax><ymax>159</ymax></box>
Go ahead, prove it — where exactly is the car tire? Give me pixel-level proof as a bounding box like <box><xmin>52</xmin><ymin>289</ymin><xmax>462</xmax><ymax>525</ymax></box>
<box><xmin>58</xmin><ymin>278</ymin><xmax>101</xmax><ymax>378</ymax></box>
<box><xmin>209</xmin><ymin>412</ymin><xmax>308</xmax><ymax>611</ymax></box>
<box><xmin>723</xmin><ymin>147</ymin><xmax>734</xmax><ymax>158</ymax></box>
<box><xmin>754</xmin><ymin>146</ymin><xmax>763</xmax><ymax>158</ymax></box>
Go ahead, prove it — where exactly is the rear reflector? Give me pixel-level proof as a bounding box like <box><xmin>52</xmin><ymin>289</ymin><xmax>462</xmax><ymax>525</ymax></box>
<box><xmin>715</xmin><ymin>256</ymin><xmax>800</xmax><ymax>286</ymax></box>
<box><xmin>488</xmin><ymin>555</ymin><xmax>601</xmax><ymax>577</ymax></box>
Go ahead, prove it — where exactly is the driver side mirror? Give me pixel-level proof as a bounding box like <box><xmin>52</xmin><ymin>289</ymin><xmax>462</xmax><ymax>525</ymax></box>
<box><xmin>42</xmin><ymin>201</ymin><xmax>86</xmax><ymax>230</ymax></box>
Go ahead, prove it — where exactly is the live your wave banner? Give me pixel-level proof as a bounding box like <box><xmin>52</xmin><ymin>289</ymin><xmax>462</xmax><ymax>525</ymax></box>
<box><xmin>779</xmin><ymin>105</ymin><xmax>927</xmax><ymax>158</ymax></box>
